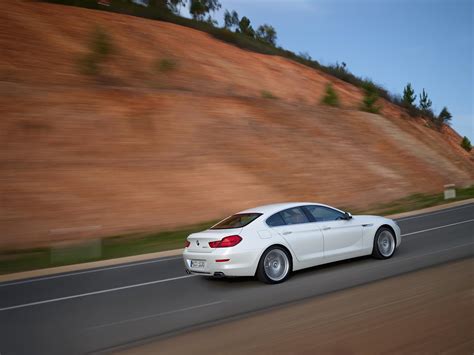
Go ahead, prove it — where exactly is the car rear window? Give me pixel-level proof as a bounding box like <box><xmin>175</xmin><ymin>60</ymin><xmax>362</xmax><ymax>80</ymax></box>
<box><xmin>266</xmin><ymin>213</ymin><xmax>286</xmax><ymax>227</ymax></box>
<box><xmin>210</xmin><ymin>213</ymin><xmax>262</xmax><ymax>229</ymax></box>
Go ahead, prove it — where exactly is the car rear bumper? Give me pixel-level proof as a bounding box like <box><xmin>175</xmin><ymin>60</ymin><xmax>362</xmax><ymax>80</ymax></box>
<box><xmin>183</xmin><ymin>249</ymin><xmax>260</xmax><ymax>277</ymax></box>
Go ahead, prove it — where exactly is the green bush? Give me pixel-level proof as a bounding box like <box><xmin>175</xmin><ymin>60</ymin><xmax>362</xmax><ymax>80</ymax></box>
<box><xmin>261</xmin><ymin>90</ymin><xmax>276</xmax><ymax>99</ymax></box>
<box><xmin>156</xmin><ymin>58</ymin><xmax>177</xmax><ymax>72</ymax></box>
<box><xmin>360</xmin><ymin>81</ymin><xmax>381</xmax><ymax>113</ymax></box>
<box><xmin>78</xmin><ymin>26</ymin><xmax>114</xmax><ymax>75</ymax></box>
<box><xmin>461</xmin><ymin>136</ymin><xmax>472</xmax><ymax>152</ymax></box>
<box><xmin>321</xmin><ymin>83</ymin><xmax>339</xmax><ymax>107</ymax></box>
<box><xmin>48</xmin><ymin>0</ymin><xmax>430</xmax><ymax>115</ymax></box>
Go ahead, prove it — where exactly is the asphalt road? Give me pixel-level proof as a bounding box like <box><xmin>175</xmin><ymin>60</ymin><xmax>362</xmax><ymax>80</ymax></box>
<box><xmin>0</xmin><ymin>204</ymin><xmax>473</xmax><ymax>355</ymax></box>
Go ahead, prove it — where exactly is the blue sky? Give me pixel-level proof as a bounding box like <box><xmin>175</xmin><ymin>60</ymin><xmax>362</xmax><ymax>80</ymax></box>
<box><xmin>202</xmin><ymin>0</ymin><xmax>473</xmax><ymax>139</ymax></box>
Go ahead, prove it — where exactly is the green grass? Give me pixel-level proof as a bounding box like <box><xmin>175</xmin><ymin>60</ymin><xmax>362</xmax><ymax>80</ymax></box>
<box><xmin>1</xmin><ymin>186</ymin><xmax>473</xmax><ymax>275</ymax></box>
<box><xmin>358</xmin><ymin>185</ymin><xmax>474</xmax><ymax>216</ymax></box>
<box><xmin>0</xmin><ymin>220</ymin><xmax>216</xmax><ymax>275</ymax></box>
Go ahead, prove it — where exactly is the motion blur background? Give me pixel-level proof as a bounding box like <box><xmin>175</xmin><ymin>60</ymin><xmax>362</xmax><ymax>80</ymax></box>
<box><xmin>0</xmin><ymin>1</ymin><xmax>473</xmax><ymax>354</ymax></box>
<box><xmin>0</xmin><ymin>0</ymin><xmax>472</xmax><ymax>263</ymax></box>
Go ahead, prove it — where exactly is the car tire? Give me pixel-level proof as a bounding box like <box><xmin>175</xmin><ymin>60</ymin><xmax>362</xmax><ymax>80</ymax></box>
<box><xmin>372</xmin><ymin>227</ymin><xmax>396</xmax><ymax>259</ymax></box>
<box><xmin>256</xmin><ymin>246</ymin><xmax>292</xmax><ymax>284</ymax></box>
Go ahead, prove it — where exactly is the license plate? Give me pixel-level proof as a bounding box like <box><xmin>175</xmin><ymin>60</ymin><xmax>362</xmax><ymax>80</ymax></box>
<box><xmin>190</xmin><ymin>260</ymin><xmax>205</xmax><ymax>269</ymax></box>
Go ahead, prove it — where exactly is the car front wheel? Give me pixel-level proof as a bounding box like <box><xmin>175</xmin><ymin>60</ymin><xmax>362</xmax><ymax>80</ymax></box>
<box><xmin>372</xmin><ymin>227</ymin><xmax>396</xmax><ymax>259</ymax></box>
<box><xmin>256</xmin><ymin>246</ymin><xmax>291</xmax><ymax>284</ymax></box>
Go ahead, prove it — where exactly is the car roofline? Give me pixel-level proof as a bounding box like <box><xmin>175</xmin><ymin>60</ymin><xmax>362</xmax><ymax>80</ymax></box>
<box><xmin>237</xmin><ymin>202</ymin><xmax>342</xmax><ymax>217</ymax></box>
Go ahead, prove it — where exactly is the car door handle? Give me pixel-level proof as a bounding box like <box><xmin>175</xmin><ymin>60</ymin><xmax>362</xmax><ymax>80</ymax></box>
<box><xmin>322</xmin><ymin>227</ymin><xmax>331</xmax><ymax>231</ymax></box>
<box><xmin>282</xmin><ymin>231</ymin><xmax>292</xmax><ymax>235</ymax></box>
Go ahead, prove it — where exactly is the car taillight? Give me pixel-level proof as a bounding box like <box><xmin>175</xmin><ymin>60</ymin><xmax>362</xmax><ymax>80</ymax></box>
<box><xmin>209</xmin><ymin>235</ymin><xmax>242</xmax><ymax>248</ymax></box>
<box><xmin>184</xmin><ymin>240</ymin><xmax>190</xmax><ymax>248</ymax></box>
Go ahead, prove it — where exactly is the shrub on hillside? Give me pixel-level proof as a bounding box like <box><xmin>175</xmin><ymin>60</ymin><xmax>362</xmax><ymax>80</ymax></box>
<box><xmin>321</xmin><ymin>83</ymin><xmax>339</xmax><ymax>107</ymax></box>
<box><xmin>360</xmin><ymin>81</ymin><xmax>381</xmax><ymax>114</ymax></box>
<box><xmin>78</xmin><ymin>26</ymin><xmax>114</xmax><ymax>76</ymax></box>
<box><xmin>50</xmin><ymin>0</ymin><xmax>444</xmax><ymax>121</ymax></box>
<box><xmin>47</xmin><ymin>1</ymin><xmax>394</xmax><ymax>98</ymax></box>
<box><xmin>261</xmin><ymin>90</ymin><xmax>277</xmax><ymax>99</ymax></box>
<box><xmin>461</xmin><ymin>136</ymin><xmax>472</xmax><ymax>152</ymax></box>
<box><xmin>155</xmin><ymin>58</ymin><xmax>177</xmax><ymax>73</ymax></box>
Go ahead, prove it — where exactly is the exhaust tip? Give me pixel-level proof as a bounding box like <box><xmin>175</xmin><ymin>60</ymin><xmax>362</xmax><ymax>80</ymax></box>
<box><xmin>213</xmin><ymin>272</ymin><xmax>225</xmax><ymax>278</ymax></box>
<box><xmin>185</xmin><ymin>269</ymin><xmax>191</xmax><ymax>274</ymax></box>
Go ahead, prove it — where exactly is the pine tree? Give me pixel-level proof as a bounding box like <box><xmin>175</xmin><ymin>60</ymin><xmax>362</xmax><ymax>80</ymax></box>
<box><xmin>237</xmin><ymin>16</ymin><xmax>255</xmax><ymax>38</ymax></box>
<box><xmin>402</xmin><ymin>83</ymin><xmax>417</xmax><ymax>108</ymax></box>
<box><xmin>419</xmin><ymin>88</ymin><xmax>432</xmax><ymax>113</ymax></box>
<box><xmin>436</xmin><ymin>106</ymin><xmax>452</xmax><ymax>128</ymax></box>
<box><xmin>461</xmin><ymin>136</ymin><xmax>472</xmax><ymax>152</ymax></box>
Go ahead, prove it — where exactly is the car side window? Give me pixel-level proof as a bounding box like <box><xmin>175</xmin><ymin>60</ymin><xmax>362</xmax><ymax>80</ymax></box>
<box><xmin>305</xmin><ymin>205</ymin><xmax>345</xmax><ymax>222</ymax></box>
<box><xmin>280</xmin><ymin>207</ymin><xmax>310</xmax><ymax>225</ymax></box>
<box><xmin>266</xmin><ymin>213</ymin><xmax>286</xmax><ymax>227</ymax></box>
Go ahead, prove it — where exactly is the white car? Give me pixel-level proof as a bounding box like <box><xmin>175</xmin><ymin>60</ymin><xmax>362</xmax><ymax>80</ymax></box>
<box><xmin>183</xmin><ymin>202</ymin><xmax>401</xmax><ymax>284</ymax></box>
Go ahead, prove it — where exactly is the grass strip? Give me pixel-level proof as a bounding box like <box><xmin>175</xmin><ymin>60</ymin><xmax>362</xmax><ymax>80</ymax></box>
<box><xmin>1</xmin><ymin>186</ymin><xmax>472</xmax><ymax>275</ymax></box>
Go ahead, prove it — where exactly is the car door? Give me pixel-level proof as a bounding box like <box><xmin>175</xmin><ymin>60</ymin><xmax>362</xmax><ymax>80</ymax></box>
<box><xmin>268</xmin><ymin>207</ymin><xmax>324</xmax><ymax>264</ymax></box>
<box><xmin>303</xmin><ymin>205</ymin><xmax>363</xmax><ymax>262</ymax></box>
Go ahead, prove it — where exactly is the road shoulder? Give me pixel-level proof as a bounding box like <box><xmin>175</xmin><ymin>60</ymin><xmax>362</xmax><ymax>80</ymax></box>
<box><xmin>1</xmin><ymin>198</ymin><xmax>472</xmax><ymax>283</ymax></box>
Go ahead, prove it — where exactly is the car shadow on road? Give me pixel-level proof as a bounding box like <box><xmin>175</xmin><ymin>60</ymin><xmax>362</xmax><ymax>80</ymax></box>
<box><xmin>200</xmin><ymin>255</ymin><xmax>376</xmax><ymax>287</ymax></box>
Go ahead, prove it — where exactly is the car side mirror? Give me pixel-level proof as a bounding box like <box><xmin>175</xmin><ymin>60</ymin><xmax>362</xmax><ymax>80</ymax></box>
<box><xmin>343</xmin><ymin>212</ymin><xmax>352</xmax><ymax>220</ymax></box>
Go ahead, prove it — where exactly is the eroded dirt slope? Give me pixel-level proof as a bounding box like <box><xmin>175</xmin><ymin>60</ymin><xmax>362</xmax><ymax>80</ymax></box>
<box><xmin>0</xmin><ymin>1</ymin><xmax>472</xmax><ymax>247</ymax></box>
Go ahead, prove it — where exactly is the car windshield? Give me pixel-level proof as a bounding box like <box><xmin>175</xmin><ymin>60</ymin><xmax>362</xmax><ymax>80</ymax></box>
<box><xmin>211</xmin><ymin>213</ymin><xmax>262</xmax><ymax>229</ymax></box>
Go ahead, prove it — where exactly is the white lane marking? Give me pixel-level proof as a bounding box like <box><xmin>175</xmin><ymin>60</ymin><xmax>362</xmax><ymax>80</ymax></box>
<box><xmin>377</xmin><ymin>242</ymin><xmax>474</xmax><ymax>268</ymax></box>
<box><xmin>0</xmin><ymin>221</ymin><xmax>472</xmax><ymax>312</ymax></box>
<box><xmin>370</xmin><ymin>243</ymin><xmax>474</xmax><ymax>271</ymax></box>
<box><xmin>88</xmin><ymin>300</ymin><xmax>225</xmax><ymax>330</ymax></box>
<box><xmin>0</xmin><ymin>256</ymin><xmax>182</xmax><ymax>288</ymax></box>
<box><xmin>401</xmin><ymin>219</ymin><xmax>474</xmax><ymax>237</ymax></box>
<box><xmin>0</xmin><ymin>275</ymin><xmax>194</xmax><ymax>312</ymax></box>
<box><xmin>2</xmin><ymin>206</ymin><xmax>471</xmax><ymax>287</ymax></box>
<box><xmin>0</xmin><ymin>216</ymin><xmax>474</xmax><ymax>294</ymax></box>
<box><xmin>396</xmin><ymin>204</ymin><xmax>473</xmax><ymax>221</ymax></box>
<box><xmin>334</xmin><ymin>242</ymin><xmax>474</xmax><ymax>277</ymax></box>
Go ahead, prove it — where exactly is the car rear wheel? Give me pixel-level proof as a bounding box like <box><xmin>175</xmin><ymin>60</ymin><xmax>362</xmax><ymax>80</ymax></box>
<box><xmin>372</xmin><ymin>227</ymin><xmax>396</xmax><ymax>259</ymax></box>
<box><xmin>256</xmin><ymin>246</ymin><xmax>291</xmax><ymax>284</ymax></box>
